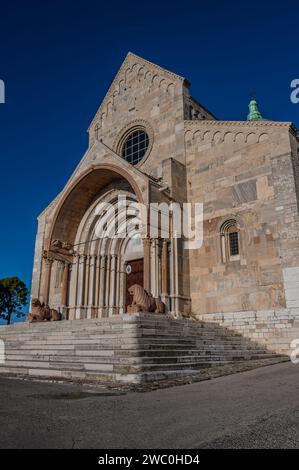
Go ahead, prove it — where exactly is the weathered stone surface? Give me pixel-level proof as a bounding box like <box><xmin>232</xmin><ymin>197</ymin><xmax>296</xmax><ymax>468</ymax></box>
<box><xmin>29</xmin><ymin>53</ymin><xmax>299</xmax><ymax>369</ymax></box>
<box><xmin>0</xmin><ymin>315</ymin><xmax>281</xmax><ymax>383</ymax></box>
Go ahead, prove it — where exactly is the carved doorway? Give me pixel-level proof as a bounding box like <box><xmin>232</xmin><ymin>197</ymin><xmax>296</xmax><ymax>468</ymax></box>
<box><xmin>125</xmin><ymin>258</ymin><xmax>144</xmax><ymax>311</ymax></box>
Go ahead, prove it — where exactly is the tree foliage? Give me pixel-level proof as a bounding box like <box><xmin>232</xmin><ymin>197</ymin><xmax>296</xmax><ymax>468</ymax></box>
<box><xmin>0</xmin><ymin>277</ymin><xmax>28</xmax><ymax>325</ymax></box>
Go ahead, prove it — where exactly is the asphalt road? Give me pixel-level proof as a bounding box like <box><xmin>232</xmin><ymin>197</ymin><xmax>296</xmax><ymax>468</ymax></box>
<box><xmin>1</xmin><ymin>362</ymin><xmax>299</xmax><ymax>449</ymax></box>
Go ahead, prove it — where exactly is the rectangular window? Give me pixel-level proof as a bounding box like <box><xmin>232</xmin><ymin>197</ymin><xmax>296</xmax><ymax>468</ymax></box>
<box><xmin>229</xmin><ymin>232</ymin><xmax>239</xmax><ymax>256</ymax></box>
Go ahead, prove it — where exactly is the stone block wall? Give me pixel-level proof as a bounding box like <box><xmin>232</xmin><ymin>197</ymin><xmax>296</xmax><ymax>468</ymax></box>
<box><xmin>197</xmin><ymin>309</ymin><xmax>299</xmax><ymax>356</ymax></box>
<box><xmin>185</xmin><ymin>121</ymin><xmax>299</xmax><ymax>315</ymax></box>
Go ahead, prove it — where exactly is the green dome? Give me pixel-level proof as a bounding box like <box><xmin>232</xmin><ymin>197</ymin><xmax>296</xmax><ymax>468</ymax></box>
<box><xmin>247</xmin><ymin>99</ymin><xmax>265</xmax><ymax>121</ymax></box>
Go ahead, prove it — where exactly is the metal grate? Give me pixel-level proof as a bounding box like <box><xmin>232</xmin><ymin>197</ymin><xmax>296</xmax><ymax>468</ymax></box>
<box><xmin>229</xmin><ymin>231</ymin><xmax>239</xmax><ymax>256</ymax></box>
<box><xmin>122</xmin><ymin>130</ymin><xmax>149</xmax><ymax>165</ymax></box>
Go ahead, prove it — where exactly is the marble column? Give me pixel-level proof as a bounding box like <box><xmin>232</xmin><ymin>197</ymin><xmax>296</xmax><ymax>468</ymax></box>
<box><xmin>104</xmin><ymin>255</ymin><xmax>111</xmax><ymax>316</ymax></box>
<box><xmin>151</xmin><ymin>239</ymin><xmax>159</xmax><ymax>298</ymax></box>
<box><xmin>87</xmin><ymin>255</ymin><xmax>97</xmax><ymax>318</ymax></box>
<box><xmin>161</xmin><ymin>239</ymin><xmax>168</xmax><ymax>294</ymax></box>
<box><xmin>42</xmin><ymin>257</ymin><xmax>53</xmax><ymax>305</ymax></box>
<box><xmin>108</xmin><ymin>254</ymin><xmax>117</xmax><ymax>316</ymax></box>
<box><xmin>68</xmin><ymin>255</ymin><xmax>79</xmax><ymax>320</ymax></box>
<box><xmin>60</xmin><ymin>262</ymin><xmax>70</xmax><ymax>320</ymax></box>
<box><xmin>94</xmin><ymin>255</ymin><xmax>101</xmax><ymax>310</ymax></box>
<box><xmin>61</xmin><ymin>262</ymin><xmax>70</xmax><ymax>306</ymax></box>
<box><xmin>76</xmin><ymin>254</ymin><xmax>86</xmax><ymax>319</ymax></box>
<box><xmin>143</xmin><ymin>238</ymin><xmax>151</xmax><ymax>292</ymax></box>
<box><xmin>98</xmin><ymin>255</ymin><xmax>107</xmax><ymax>317</ymax></box>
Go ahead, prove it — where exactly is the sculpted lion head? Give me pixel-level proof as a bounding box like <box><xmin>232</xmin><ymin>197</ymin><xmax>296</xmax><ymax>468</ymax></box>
<box><xmin>31</xmin><ymin>298</ymin><xmax>42</xmax><ymax>308</ymax></box>
<box><xmin>128</xmin><ymin>284</ymin><xmax>155</xmax><ymax>312</ymax></box>
<box><xmin>128</xmin><ymin>284</ymin><xmax>144</xmax><ymax>298</ymax></box>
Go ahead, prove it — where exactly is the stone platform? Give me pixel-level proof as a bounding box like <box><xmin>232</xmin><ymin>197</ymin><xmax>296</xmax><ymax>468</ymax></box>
<box><xmin>0</xmin><ymin>314</ymin><xmax>284</xmax><ymax>384</ymax></box>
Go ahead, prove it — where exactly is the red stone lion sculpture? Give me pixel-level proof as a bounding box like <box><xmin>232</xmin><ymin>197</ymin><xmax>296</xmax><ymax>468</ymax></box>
<box><xmin>27</xmin><ymin>298</ymin><xmax>62</xmax><ymax>322</ymax></box>
<box><xmin>127</xmin><ymin>284</ymin><xmax>165</xmax><ymax>314</ymax></box>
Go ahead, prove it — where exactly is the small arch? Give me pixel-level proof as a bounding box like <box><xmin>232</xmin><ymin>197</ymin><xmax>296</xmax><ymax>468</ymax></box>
<box><xmin>124</xmin><ymin>67</ymin><xmax>132</xmax><ymax>83</ymax></box>
<box><xmin>159</xmin><ymin>78</ymin><xmax>167</xmax><ymax>92</ymax></box>
<box><xmin>220</xmin><ymin>219</ymin><xmax>241</xmax><ymax>262</ymax></box>
<box><xmin>246</xmin><ymin>132</ymin><xmax>257</xmax><ymax>144</ymax></box>
<box><xmin>184</xmin><ymin>130</ymin><xmax>193</xmax><ymax>145</ymax></box>
<box><xmin>203</xmin><ymin>130</ymin><xmax>211</xmax><ymax>142</ymax></box>
<box><xmin>234</xmin><ymin>132</ymin><xmax>245</xmax><ymax>144</ymax></box>
<box><xmin>167</xmin><ymin>83</ymin><xmax>175</xmax><ymax>96</ymax></box>
<box><xmin>224</xmin><ymin>132</ymin><xmax>233</xmax><ymax>143</ymax></box>
<box><xmin>193</xmin><ymin>130</ymin><xmax>202</xmax><ymax>142</ymax></box>
<box><xmin>259</xmin><ymin>133</ymin><xmax>269</xmax><ymax>142</ymax></box>
<box><xmin>213</xmin><ymin>131</ymin><xmax>223</xmax><ymax>144</ymax></box>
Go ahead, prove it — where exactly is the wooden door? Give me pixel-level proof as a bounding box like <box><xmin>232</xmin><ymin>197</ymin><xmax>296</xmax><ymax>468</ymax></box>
<box><xmin>125</xmin><ymin>258</ymin><xmax>144</xmax><ymax>311</ymax></box>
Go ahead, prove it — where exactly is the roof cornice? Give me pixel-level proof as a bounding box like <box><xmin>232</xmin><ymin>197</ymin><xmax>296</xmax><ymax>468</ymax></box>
<box><xmin>184</xmin><ymin>119</ymin><xmax>294</xmax><ymax>128</ymax></box>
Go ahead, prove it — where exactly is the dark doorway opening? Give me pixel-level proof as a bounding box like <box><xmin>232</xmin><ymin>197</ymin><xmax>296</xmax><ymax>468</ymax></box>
<box><xmin>125</xmin><ymin>258</ymin><xmax>144</xmax><ymax>311</ymax></box>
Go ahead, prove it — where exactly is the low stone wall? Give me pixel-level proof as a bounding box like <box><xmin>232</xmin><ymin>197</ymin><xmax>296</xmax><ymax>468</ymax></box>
<box><xmin>196</xmin><ymin>308</ymin><xmax>299</xmax><ymax>356</ymax></box>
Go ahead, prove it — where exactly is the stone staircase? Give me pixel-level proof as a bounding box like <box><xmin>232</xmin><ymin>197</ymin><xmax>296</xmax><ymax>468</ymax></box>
<box><xmin>0</xmin><ymin>314</ymin><xmax>285</xmax><ymax>384</ymax></box>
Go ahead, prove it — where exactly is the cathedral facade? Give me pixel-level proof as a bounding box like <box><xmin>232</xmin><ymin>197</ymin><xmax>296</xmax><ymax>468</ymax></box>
<box><xmin>31</xmin><ymin>53</ymin><xmax>299</xmax><ymax>332</ymax></box>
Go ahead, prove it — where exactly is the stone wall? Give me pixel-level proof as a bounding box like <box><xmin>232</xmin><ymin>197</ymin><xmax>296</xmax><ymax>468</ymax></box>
<box><xmin>31</xmin><ymin>53</ymin><xmax>299</xmax><ymax>323</ymax></box>
<box><xmin>197</xmin><ymin>309</ymin><xmax>299</xmax><ymax>356</ymax></box>
<box><xmin>185</xmin><ymin>121</ymin><xmax>299</xmax><ymax>315</ymax></box>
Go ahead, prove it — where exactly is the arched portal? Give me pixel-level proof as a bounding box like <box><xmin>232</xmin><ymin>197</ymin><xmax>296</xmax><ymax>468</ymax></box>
<box><xmin>40</xmin><ymin>165</ymin><xmax>168</xmax><ymax>319</ymax></box>
<box><xmin>67</xmin><ymin>187</ymin><xmax>145</xmax><ymax>319</ymax></box>
<box><xmin>38</xmin><ymin>165</ymin><xmax>183</xmax><ymax>319</ymax></box>
<box><xmin>46</xmin><ymin>164</ymin><xmax>145</xmax><ymax>251</ymax></box>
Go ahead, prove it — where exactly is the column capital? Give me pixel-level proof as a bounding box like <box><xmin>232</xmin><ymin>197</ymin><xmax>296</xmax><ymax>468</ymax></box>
<box><xmin>43</xmin><ymin>255</ymin><xmax>54</xmax><ymax>266</ymax></box>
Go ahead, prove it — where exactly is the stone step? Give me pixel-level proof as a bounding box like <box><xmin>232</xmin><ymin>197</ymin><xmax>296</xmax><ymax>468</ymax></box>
<box><xmin>3</xmin><ymin>351</ymin><xmax>275</xmax><ymax>364</ymax></box>
<box><xmin>2</xmin><ymin>343</ymin><xmax>266</xmax><ymax>355</ymax></box>
<box><xmin>4</xmin><ymin>345</ymin><xmax>270</xmax><ymax>357</ymax></box>
<box><xmin>1</xmin><ymin>338</ymin><xmax>261</xmax><ymax>349</ymax></box>
<box><xmin>0</xmin><ymin>321</ymin><xmax>248</xmax><ymax>336</ymax></box>
<box><xmin>0</xmin><ymin>331</ymin><xmax>260</xmax><ymax>341</ymax></box>
<box><xmin>0</xmin><ymin>315</ymin><xmax>280</xmax><ymax>384</ymax></box>
<box><xmin>0</xmin><ymin>356</ymin><xmax>274</xmax><ymax>375</ymax></box>
<box><xmin>0</xmin><ymin>332</ymin><xmax>249</xmax><ymax>343</ymax></box>
<box><xmin>0</xmin><ymin>359</ymin><xmax>286</xmax><ymax>384</ymax></box>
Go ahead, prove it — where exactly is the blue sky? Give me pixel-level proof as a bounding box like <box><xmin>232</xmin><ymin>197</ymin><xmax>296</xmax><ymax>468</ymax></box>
<box><xmin>0</xmin><ymin>0</ymin><xmax>298</xmax><ymax>308</ymax></box>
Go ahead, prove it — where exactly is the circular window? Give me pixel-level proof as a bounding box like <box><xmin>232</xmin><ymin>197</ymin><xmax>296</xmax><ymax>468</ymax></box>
<box><xmin>122</xmin><ymin>129</ymin><xmax>149</xmax><ymax>165</ymax></box>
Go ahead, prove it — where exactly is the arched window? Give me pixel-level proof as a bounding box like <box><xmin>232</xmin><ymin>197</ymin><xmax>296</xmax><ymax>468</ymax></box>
<box><xmin>220</xmin><ymin>220</ymin><xmax>240</xmax><ymax>262</ymax></box>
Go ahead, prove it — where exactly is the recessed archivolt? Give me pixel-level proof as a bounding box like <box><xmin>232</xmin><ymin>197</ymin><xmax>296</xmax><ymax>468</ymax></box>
<box><xmin>217</xmin><ymin>214</ymin><xmax>244</xmax><ymax>233</ymax></box>
<box><xmin>184</xmin><ymin>128</ymin><xmax>270</xmax><ymax>146</ymax></box>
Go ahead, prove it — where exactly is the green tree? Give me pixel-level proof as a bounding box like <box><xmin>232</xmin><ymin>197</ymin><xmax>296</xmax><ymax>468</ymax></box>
<box><xmin>0</xmin><ymin>277</ymin><xmax>28</xmax><ymax>325</ymax></box>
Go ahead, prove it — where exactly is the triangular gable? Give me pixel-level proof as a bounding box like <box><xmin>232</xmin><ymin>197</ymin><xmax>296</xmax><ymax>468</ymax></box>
<box><xmin>88</xmin><ymin>52</ymin><xmax>186</xmax><ymax>132</ymax></box>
